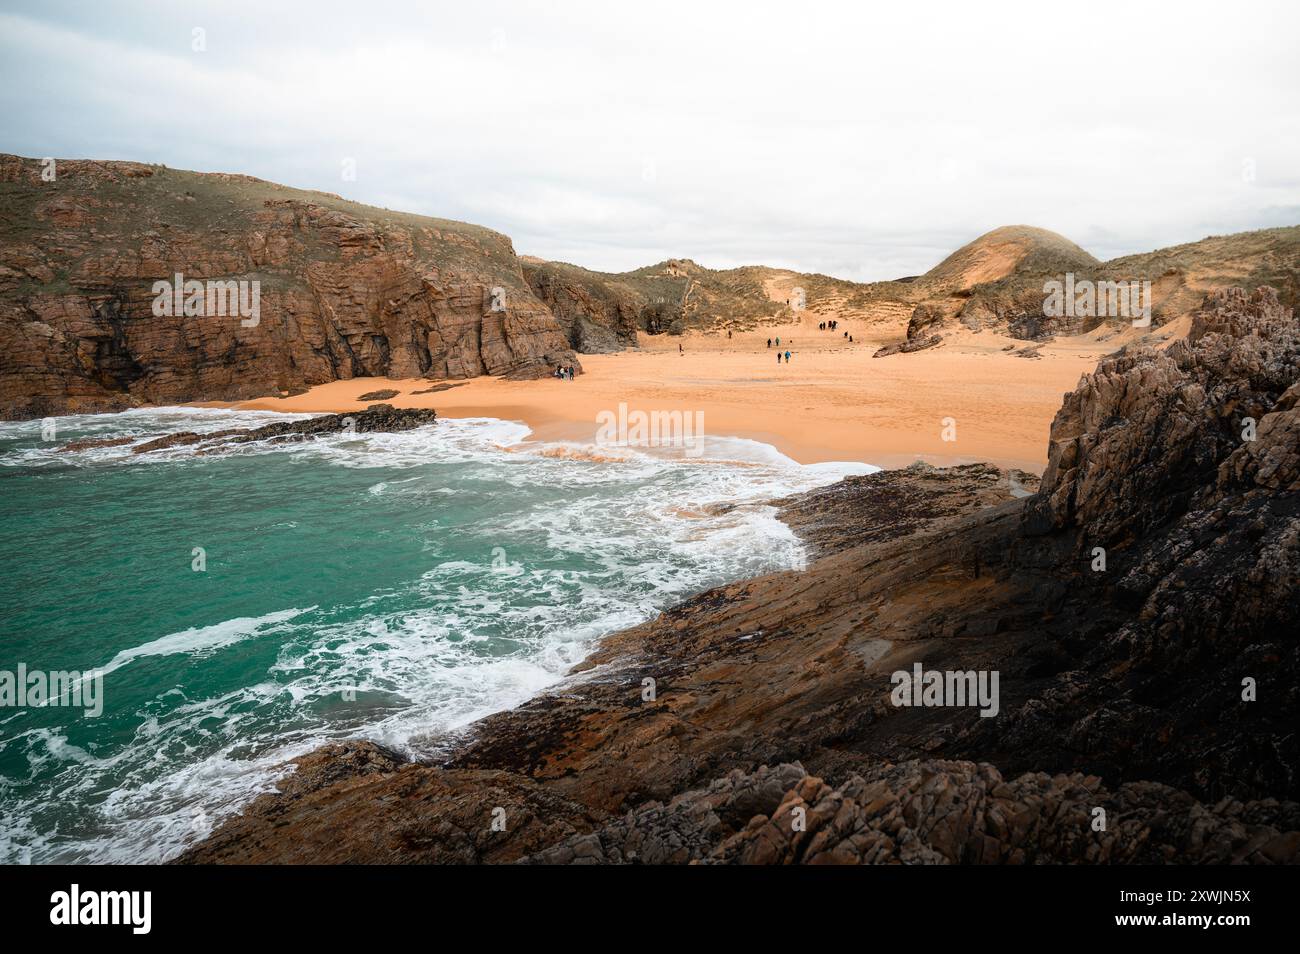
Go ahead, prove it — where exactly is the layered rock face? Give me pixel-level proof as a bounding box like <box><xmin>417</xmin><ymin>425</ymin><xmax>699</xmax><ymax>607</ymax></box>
<box><xmin>0</xmin><ymin>155</ymin><xmax>578</xmax><ymax>419</ymax></box>
<box><xmin>521</xmin><ymin>260</ymin><xmax>640</xmax><ymax>352</ymax></box>
<box><xmin>999</xmin><ymin>287</ymin><xmax>1300</xmax><ymax>798</ymax></box>
<box><xmin>179</xmin><ymin>286</ymin><xmax>1299</xmax><ymax>864</ymax></box>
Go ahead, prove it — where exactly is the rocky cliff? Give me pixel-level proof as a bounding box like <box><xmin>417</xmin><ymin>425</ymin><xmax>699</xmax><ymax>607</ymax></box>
<box><xmin>0</xmin><ymin>155</ymin><xmax>579</xmax><ymax>419</ymax></box>
<box><xmin>521</xmin><ymin>259</ymin><xmax>641</xmax><ymax>352</ymax></box>
<box><xmin>180</xmin><ymin>287</ymin><xmax>1300</xmax><ymax>864</ymax></box>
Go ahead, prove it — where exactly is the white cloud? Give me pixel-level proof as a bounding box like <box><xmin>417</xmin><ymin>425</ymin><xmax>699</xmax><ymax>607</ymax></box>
<box><xmin>3</xmin><ymin>0</ymin><xmax>1298</xmax><ymax>280</ymax></box>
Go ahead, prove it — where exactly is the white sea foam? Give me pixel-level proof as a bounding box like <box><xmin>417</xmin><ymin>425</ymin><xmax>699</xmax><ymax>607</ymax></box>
<box><xmin>0</xmin><ymin>407</ymin><xmax>878</xmax><ymax>863</ymax></box>
<box><xmin>96</xmin><ymin>607</ymin><xmax>314</xmax><ymax>678</ymax></box>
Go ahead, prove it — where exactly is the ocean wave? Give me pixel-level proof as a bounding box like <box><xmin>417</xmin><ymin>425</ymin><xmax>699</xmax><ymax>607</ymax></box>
<box><xmin>0</xmin><ymin>406</ymin><xmax>877</xmax><ymax>864</ymax></box>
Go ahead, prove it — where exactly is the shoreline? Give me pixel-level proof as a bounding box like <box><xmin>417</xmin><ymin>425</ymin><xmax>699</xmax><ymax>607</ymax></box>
<box><xmin>202</xmin><ymin>324</ymin><xmax>1150</xmax><ymax>473</ymax></box>
<box><xmin>12</xmin><ymin>402</ymin><xmax>863</xmax><ymax>863</ymax></box>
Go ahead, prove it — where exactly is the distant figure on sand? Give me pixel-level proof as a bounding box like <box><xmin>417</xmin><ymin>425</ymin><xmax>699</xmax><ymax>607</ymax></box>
<box><xmin>785</xmin><ymin>350</ymin><xmax>791</xmax><ymax>362</ymax></box>
<box><xmin>679</xmin><ymin>343</ymin><xmax>683</xmax><ymax>355</ymax></box>
<box><xmin>777</xmin><ymin>351</ymin><xmax>782</xmax><ymax>364</ymax></box>
<box><xmin>767</xmin><ymin>338</ymin><xmax>772</xmax><ymax>348</ymax></box>
<box><xmin>775</xmin><ymin>337</ymin><xmax>780</xmax><ymax>347</ymax></box>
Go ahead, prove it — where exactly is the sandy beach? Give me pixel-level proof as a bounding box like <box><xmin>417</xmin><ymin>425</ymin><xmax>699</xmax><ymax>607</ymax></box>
<box><xmin>220</xmin><ymin>317</ymin><xmax>1176</xmax><ymax>472</ymax></box>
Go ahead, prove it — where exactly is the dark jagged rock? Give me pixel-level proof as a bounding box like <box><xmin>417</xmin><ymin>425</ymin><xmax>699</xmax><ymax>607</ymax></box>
<box><xmin>58</xmin><ymin>436</ymin><xmax>136</xmax><ymax>452</ymax></box>
<box><xmin>356</xmin><ymin>389</ymin><xmax>400</xmax><ymax>401</ymax></box>
<box><xmin>130</xmin><ymin>404</ymin><xmax>436</xmax><ymax>454</ymax></box>
<box><xmin>994</xmin><ymin>287</ymin><xmax>1300</xmax><ymax>799</ymax></box>
<box><xmin>906</xmin><ymin>303</ymin><xmax>943</xmax><ymax>339</ymax></box>
<box><xmin>525</xmin><ymin>761</ymin><xmax>1300</xmax><ymax>865</ymax></box>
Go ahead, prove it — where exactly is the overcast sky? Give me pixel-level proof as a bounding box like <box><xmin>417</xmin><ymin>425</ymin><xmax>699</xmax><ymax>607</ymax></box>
<box><xmin>3</xmin><ymin>0</ymin><xmax>1298</xmax><ymax>281</ymax></box>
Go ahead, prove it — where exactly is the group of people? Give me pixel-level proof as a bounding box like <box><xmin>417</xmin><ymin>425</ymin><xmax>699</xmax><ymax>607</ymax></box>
<box><xmin>819</xmin><ymin>320</ymin><xmax>839</xmax><ymax>331</ymax></box>
<box><xmin>766</xmin><ymin>336</ymin><xmax>795</xmax><ymax>363</ymax></box>
<box><xmin>553</xmin><ymin>365</ymin><xmax>576</xmax><ymax>381</ymax></box>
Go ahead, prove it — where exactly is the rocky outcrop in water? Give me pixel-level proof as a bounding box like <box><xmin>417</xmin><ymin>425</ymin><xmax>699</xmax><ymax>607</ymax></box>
<box><xmin>0</xmin><ymin>155</ymin><xmax>578</xmax><ymax>420</ymax></box>
<box><xmin>179</xmin><ymin>289</ymin><xmax>1299</xmax><ymax>865</ymax></box>
<box><xmin>65</xmin><ymin>404</ymin><xmax>436</xmax><ymax>456</ymax></box>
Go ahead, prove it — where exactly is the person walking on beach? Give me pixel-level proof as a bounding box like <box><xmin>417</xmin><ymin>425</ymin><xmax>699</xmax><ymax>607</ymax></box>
<box><xmin>776</xmin><ymin>351</ymin><xmax>782</xmax><ymax>364</ymax></box>
<box><xmin>767</xmin><ymin>338</ymin><xmax>772</xmax><ymax>349</ymax></box>
<box><xmin>678</xmin><ymin>342</ymin><xmax>683</xmax><ymax>355</ymax></box>
<box><xmin>784</xmin><ymin>349</ymin><xmax>791</xmax><ymax>363</ymax></box>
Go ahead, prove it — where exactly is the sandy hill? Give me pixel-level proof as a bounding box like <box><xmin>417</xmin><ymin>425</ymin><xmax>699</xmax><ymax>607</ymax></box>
<box><xmin>921</xmin><ymin>225</ymin><xmax>1100</xmax><ymax>293</ymax></box>
<box><xmin>916</xmin><ymin>224</ymin><xmax>1300</xmax><ymax>343</ymax></box>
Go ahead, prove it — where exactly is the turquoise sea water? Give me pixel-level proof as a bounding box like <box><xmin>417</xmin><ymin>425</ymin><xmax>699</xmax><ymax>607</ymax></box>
<box><xmin>0</xmin><ymin>408</ymin><xmax>873</xmax><ymax>862</ymax></box>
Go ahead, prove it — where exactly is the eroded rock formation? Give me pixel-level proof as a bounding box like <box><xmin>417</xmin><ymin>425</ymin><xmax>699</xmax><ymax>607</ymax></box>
<box><xmin>0</xmin><ymin>155</ymin><xmax>578</xmax><ymax>419</ymax></box>
<box><xmin>521</xmin><ymin>260</ymin><xmax>640</xmax><ymax>352</ymax></box>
